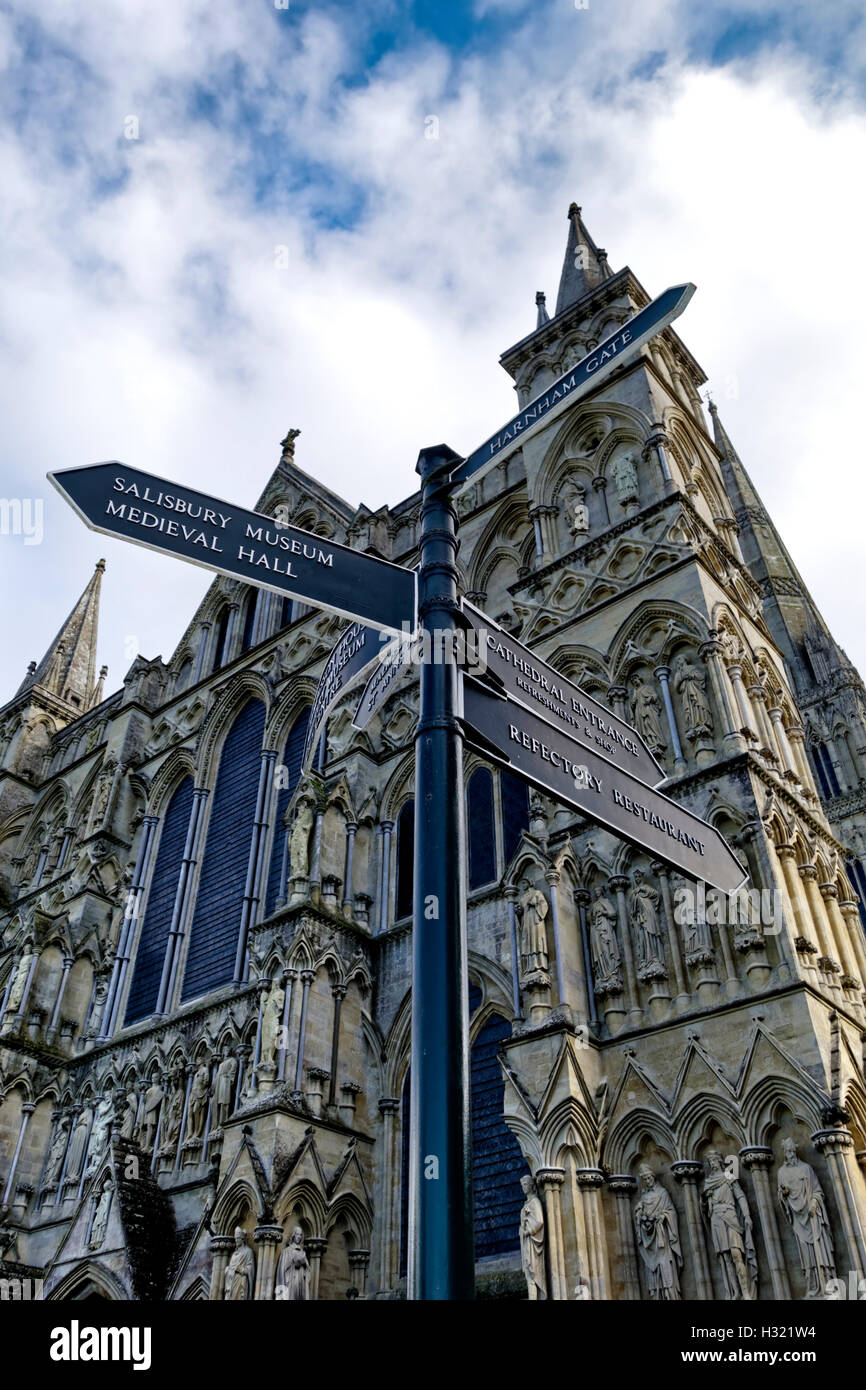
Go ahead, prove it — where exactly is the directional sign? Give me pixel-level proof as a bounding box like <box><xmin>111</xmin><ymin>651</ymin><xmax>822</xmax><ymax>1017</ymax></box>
<box><xmin>450</xmin><ymin>283</ymin><xmax>695</xmax><ymax>493</ymax></box>
<box><xmin>461</xmin><ymin>679</ymin><xmax>745</xmax><ymax>894</ymax></box>
<box><xmin>352</xmin><ymin>634</ymin><xmax>414</xmax><ymax>732</ymax></box>
<box><xmin>463</xmin><ymin>600</ymin><xmax>665</xmax><ymax>787</ymax></box>
<box><xmin>303</xmin><ymin>621</ymin><xmax>387</xmax><ymax>768</ymax></box>
<box><xmin>49</xmin><ymin>462</ymin><xmax>417</xmax><ymax>636</ymax></box>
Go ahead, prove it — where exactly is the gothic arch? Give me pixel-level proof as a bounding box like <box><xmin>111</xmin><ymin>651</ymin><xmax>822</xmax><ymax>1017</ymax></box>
<box><xmin>608</xmin><ymin>599</ymin><xmax>708</xmax><ymax>679</ymax></box>
<box><xmin>604</xmin><ymin>1108</ymin><xmax>677</xmax><ymax>1172</ymax></box>
<box><xmin>743</xmin><ymin>1080</ymin><xmax>824</xmax><ymax>1147</ymax></box>
<box><xmin>46</xmin><ymin>1261</ymin><xmax>131</xmax><ymax>1301</ymax></box>
<box><xmin>380</xmin><ymin>754</ymin><xmax>415</xmax><ymax>821</ymax></box>
<box><xmin>212</xmin><ymin>1178</ymin><xmax>264</xmax><ymax>1233</ymax></box>
<box><xmin>194</xmin><ymin>678</ymin><xmax>271</xmax><ymax>786</ymax></box>
<box><xmin>675</xmin><ymin>1094</ymin><xmax>746</xmax><ymax>1158</ymax></box>
<box><xmin>145</xmin><ymin>747</ymin><xmax>196</xmax><ymax>818</ymax></box>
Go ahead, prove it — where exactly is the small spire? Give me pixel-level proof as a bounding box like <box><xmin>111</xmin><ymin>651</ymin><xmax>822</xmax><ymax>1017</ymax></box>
<box><xmin>89</xmin><ymin>663</ymin><xmax>109</xmax><ymax>711</ymax></box>
<box><xmin>556</xmin><ymin>201</ymin><xmax>611</xmax><ymax>315</ymax></box>
<box><xmin>535</xmin><ymin>291</ymin><xmax>550</xmax><ymax>328</ymax></box>
<box><xmin>17</xmin><ymin>559</ymin><xmax>105</xmax><ymax>709</ymax></box>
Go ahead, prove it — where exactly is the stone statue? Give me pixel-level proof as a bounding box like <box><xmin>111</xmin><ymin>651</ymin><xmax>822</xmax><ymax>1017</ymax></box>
<box><xmin>214</xmin><ymin>1054</ymin><xmax>239</xmax><ymax>1128</ymax></box>
<box><xmin>289</xmin><ymin>799</ymin><xmax>315</xmax><ymax>879</ymax></box>
<box><xmin>630</xmin><ymin>678</ymin><xmax>667</xmax><ymax>754</ymax></box>
<box><xmin>630</xmin><ymin>869</ymin><xmax>666</xmax><ymax>974</ymax></box>
<box><xmin>612</xmin><ymin>452</ymin><xmax>639</xmax><ymax>505</ymax></box>
<box><xmin>161</xmin><ymin>1080</ymin><xmax>185</xmax><ymax>1148</ymax></box>
<box><xmin>139</xmin><ymin>1081</ymin><xmax>163</xmax><ymax>1151</ymax></box>
<box><xmin>589</xmin><ymin>888</ymin><xmax>621</xmax><ymax>993</ymax></box>
<box><xmin>565</xmin><ymin>486</ymin><xmax>589</xmax><ymax>539</ymax></box>
<box><xmin>701</xmin><ymin>1150</ymin><xmax>757</xmax><ymax>1299</ymax></box>
<box><xmin>43</xmin><ymin>1120</ymin><xmax>68</xmax><ymax>1185</ymax></box>
<box><xmin>673</xmin><ymin>655</ymin><xmax>713</xmax><ymax>737</ymax></box>
<box><xmin>188</xmin><ymin>1062</ymin><xmax>211</xmax><ymax>1140</ymax></box>
<box><xmin>89</xmin><ymin>1176</ymin><xmax>113</xmax><ymax>1250</ymax></box>
<box><xmin>64</xmin><ymin>1107</ymin><xmax>92</xmax><ymax>1180</ymax></box>
<box><xmin>276</xmin><ymin>1225</ymin><xmax>310</xmax><ymax>1300</ymax></box>
<box><xmin>85</xmin><ymin>1097</ymin><xmax>113</xmax><ymax>1176</ymax></box>
<box><xmin>518</xmin><ymin>881</ymin><xmax>549</xmax><ymax>978</ymax></box>
<box><xmin>223</xmin><ymin>1227</ymin><xmax>255</xmax><ymax>1300</ymax></box>
<box><xmin>3</xmin><ymin>949</ymin><xmax>36</xmax><ymax>1020</ymax></box>
<box><xmin>777</xmin><ymin>1138</ymin><xmax>836</xmax><ymax>1297</ymax></box>
<box><xmin>634</xmin><ymin>1164</ymin><xmax>682</xmax><ymax>1300</ymax></box>
<box><xmin>519</xmin><ymin>1175</ymin><xmax>546</xmax><ymax>1300</ymax></box>
<box><xmin>119</xmin><ymin>1090</ymin><xmax>138</xmax><ymax>1141</ymax></box>
<box><xmin>260</xmin><ymin>981</ymin><xmax>286</xmax><ymax>1067</ymax></box>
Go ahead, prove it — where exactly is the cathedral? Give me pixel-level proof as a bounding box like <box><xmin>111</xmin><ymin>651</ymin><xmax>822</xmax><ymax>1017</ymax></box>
<box><xmin>2</xmin><ymin>203</ymin><xmax>866</xmax><ymax>1303</ymax></box>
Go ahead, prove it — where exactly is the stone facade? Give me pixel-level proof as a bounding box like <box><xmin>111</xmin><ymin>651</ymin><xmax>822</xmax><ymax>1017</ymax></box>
<box><xmin>1</xmin><ymin>205</ymin><xmax>866</xmax><ymax>1301</ymax></box>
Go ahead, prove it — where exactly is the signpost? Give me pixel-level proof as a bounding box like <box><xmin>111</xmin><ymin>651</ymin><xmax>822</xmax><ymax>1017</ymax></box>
<box><xmin>49</xmin><ymin>273</ymin><xmax>715</xmax><ymax>1302</ymax></box>
<box><xmin>48</xmin><ymin>462</ymin><xmax>417</xmax><ymax>636</ymax></box>
<box><xmin>462</xmin><ymin>600</ymin><xmax>664</xmax><ymax>787</ymax></box>
<box><xmin>352</xmin><ymin>635</ymin><xmax>413</xmax><ymax>732</ymax></box>
<box><xmin>461</xmin><ymin>678</ymin><xmax>745</xmax><ymax>895</ymax></box>
<box><xmin>450</xmin><ymin>283</ymin><xmax>695</xmax><ymax>492</ymax></box>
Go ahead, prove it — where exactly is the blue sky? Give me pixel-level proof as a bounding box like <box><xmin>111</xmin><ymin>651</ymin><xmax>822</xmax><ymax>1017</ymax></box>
<box><xmin>1</xmin><ymin>0</ymin><xmax>866</xmax><ymax>693</ymax></box>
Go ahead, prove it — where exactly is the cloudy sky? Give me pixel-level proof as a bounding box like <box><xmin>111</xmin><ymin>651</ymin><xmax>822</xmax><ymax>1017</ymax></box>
<box><xmin>1</xmin><ymin>0</ymin><xmax>865</xmax><ymax>699</ymax></box>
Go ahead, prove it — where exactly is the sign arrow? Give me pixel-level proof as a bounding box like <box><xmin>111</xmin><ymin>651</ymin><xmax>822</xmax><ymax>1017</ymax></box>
<box><xmin>48</xmin><ymin>461</ymin><xmax>417</xmax><ymax>636</ymax></box>
<box><xmin>461</xmin><ymin>678</ymin><xmax>745</xmax><ymax>895</ymax></box>
<box><xmin>303</xmin><ymin>620</ymin><xmax>389</xmax><ymax>769</ymax></box>
<box><xmin>450</xmin><ymin>282</ymin><xmax>696</xmax><ymax>492</ymax></box>
<box><xmin>463</xmin><ymin>600</ymin><xmax>665</xmax><ymax>787</ymax></box>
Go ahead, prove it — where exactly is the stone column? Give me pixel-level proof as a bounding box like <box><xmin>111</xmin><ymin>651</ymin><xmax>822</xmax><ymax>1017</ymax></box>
<box><xmin>342</xmin><ymin>823</ymin><xmax>357</xmax><ymax>917</ymax></box>
<box><xmin>276</xmin><ymin>969</ymin><xmax>295</xmax><ymax>1083</ymax></box>
<box><xmin>654</xmin><ymin>665</ymin><xmax>686</xmax><ymax>774</ymax></box>
<box><xmin>739</xmin><ymin>1147</ymin><xmax>791</xmax><ymax>1299</ymax></box>
<box><xmin>576</xmin><ymin>1168</ymin><xmax>610</xmax><ymax>1299</ymax></box>
<box><xmin>3</xmin><ymin>1102</ymin><xmax>35</xmax><ymax>1205</ymax></box>
<box><xmin>726</xmin><ymin>662</ymin><xmax>760</xmax><ymax>746</ymax></box>
<box><xmin>840</xmin><ymin>899</ymin><xmax>866</xmax><ymax>991</ymax></box>
<box><xmin>607</xmin><ymin>1176</ymin><xmax>640</xmax><ymax>1298</ymax></box>
<box><xmin>309</xmin><ymin>809</ymin><xmax>325</xmax><ymax>905</ymax></box>
<box><xmin>775</xmin><ymin>844</ymin><xmax>817</xmax><ymax>968</ymax></box>
<box><xmin>607</xmin><ymin>686</ymin><xmax>629</xmax><ymax>721</ymax></box>
<box><xmin>672</xmin><ymin>1160</ymin><xmax>713</xmax><ymax>1299</ymax></box>
<box><xmin>700</xmin><ymin>635</ymin><xmax>744</xmax><ymax>755</ymax></box>
<box><xmin>798</xmin><ymin>864</ymin><xmax>840</xmax><ymax>983</ymax></box>
<box><xmin>9</xmin><ymin>952</ymin><xmax>39</xmax><ymax>1032</ymax></box>
<box><xmin>610</xmin><ymin>877</ymin><xmax>642</xmax><ymax>1026</ymax></box>
<box><xmin>378</xmin><ymin>821</ymin><xmax>393</xmax><ymax>932</ymax></box>
<box><xmin>45</xmin><ymin>956</ymin><xmax>74</xmax><ymax>1043</ymax></box>
<box><xmin>767</xmin><ymin>706</ymin><xmax>798</xmax><ymax>784</ymax></box>
<box><xmin>505</xmin><ymin>887</ymin><xmax>522</xmax><ymax>1021</ymax></box>
<box><xmin>292</xmin><ymin>970</ymin><xmax>314</xmax><ymax>1093</ymax></box>
<box><xmin>785</xmin><ymin>723</ymin><xmax>817</xmax><ymax>798</ymax></box>
<box><xmin>102</xmin><ymin>813</ymin><xmax>160</xmax><ymax>1038</ymax></box>
<box><xmin>811</xmin><ymin>1128</ymin><xmax>866</xmax><ymax>1278</ymax></box>
<box><xmin>254</xmin><ymin>1224</ymin><xmax>284</xmax><ymax>1300</ymax></box>
<box><xmin>327</xmin><ymin>985</ymin><xmax>347</xmax><ymax>1109</ymax></box>
<box><xmin>209</xmin><ymin>1234</ymin><xmax>234</xmax><ymax>1300</ymax></box>
<box><xmin>545</xmin><ymin>868</ymin><xmax>566</xmax><ymax>1006</ymax></box>
<box><xmin>158</xmin><ymin>787</ymin><xmax>210</xmax><ymax>1014</ymax></box>
<box><xmin>748</xmin><ymin>685</ymin><xmax>778</xmax><ymax>765</ymax></box>
<box><xmin>652</xmin><ymin>862</ymin><xmax>689</xmax><ymax>1007</ymax></box>
<box><xmin>378</xmin><ymin>1097</ymin><xmax>400</xmax><ymax>1290</ymax></box>
<box><xmin>820</xmin><ymin>884</ymin><xmax>862</xmax><ymax>1002</ymax></box>
<box><xmin>348</xmin><ymin>1249</ymin><xmax>370</xmax><ymax>1297</ymax></box>
<box><xmin>192</xmin><ymin>621</ymin><xmax>212</xmax><ymax>684</ymax></box>
<box><xmin>592</xmin><ymin>474</ymin><xmax>610</xmax><ymax>525</ymax></box>
<box><xmin>535</xmin><ymin>1168</ymin><xmax>568</xmax><ymax>1301</ymax></box>
<box><xmin>306</xmin><ymin>1237</ymin><xmax>327</xmax><ymax>1300</ymax></box>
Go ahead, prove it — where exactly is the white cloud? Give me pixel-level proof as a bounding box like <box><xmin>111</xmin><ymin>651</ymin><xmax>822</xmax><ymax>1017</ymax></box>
<box><xmin>1</xmin><ymin>1</ymin><xmax>865</xmax><ymax>697</ymax></box>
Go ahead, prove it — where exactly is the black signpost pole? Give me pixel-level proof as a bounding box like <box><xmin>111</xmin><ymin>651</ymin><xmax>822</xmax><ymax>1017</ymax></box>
<box><xmin>408</xmin><ymin>444</ymin><xmax>474</xmax><ymax>1301</ymax></box>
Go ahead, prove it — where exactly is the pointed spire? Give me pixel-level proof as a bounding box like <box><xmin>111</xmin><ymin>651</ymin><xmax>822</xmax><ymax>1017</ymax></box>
<box><xmin>19</xmin><ymin>559</ymin><xmax>105</xmax><ymax>710</ymax></box>
<box><xmin>555</xmin><ymin>202</ymin><xmax>613</xmax><ymax>315</ymax></box>
<box><xmin>707</xmin><ymin>397</ymin><xmax>766</xmax><ymax>517</ymax></box>
<box><xmin>535</xmin><ymin>291</ymin><xmax>550</xmax><ymax>328</ymax></box>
